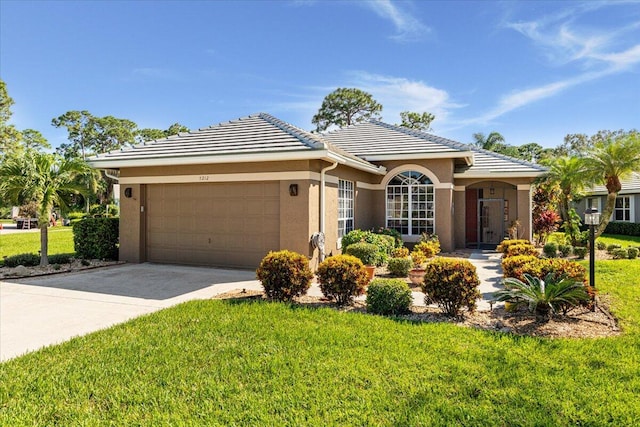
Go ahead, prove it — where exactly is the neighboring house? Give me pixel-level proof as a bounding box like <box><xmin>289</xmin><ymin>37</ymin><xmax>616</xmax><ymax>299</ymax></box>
<box><xmin>88</xmin><ymin>113</ymin><xmax>545</xmax><ymax>269</ymax></box>
<box><xmin>578</xmin><ymin>172</ymin><xmax>640</xmax><ymax>224</ymax></box>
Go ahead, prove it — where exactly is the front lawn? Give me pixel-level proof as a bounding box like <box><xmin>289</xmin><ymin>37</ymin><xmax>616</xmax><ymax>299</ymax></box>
<box><xmin>596</xmin><ymin>233</ymin><xmax>640</xmax><ymax>247</ymax></box>
<box><xmin>0</xmin><ymin>226</ymin><xmax>74</xmax><ymax>260</ymax></box>
<box><xmin>1</xmin><ymin>261</ymin><xmax>639</xmax><ymax>425</ymax></box>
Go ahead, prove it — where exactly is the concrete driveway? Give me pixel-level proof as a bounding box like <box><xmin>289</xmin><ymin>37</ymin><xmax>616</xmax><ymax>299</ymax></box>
<box><xmin>0</xmin><ymin>264</ymin><xmax>261</xmax><ymax>361</ymax></box>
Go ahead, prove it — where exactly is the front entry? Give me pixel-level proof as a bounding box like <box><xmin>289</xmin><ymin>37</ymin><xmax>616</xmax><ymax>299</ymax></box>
<box><xmin>478</xmin><ymin>199</ymin><xmax>504</xmax><ymax>248</ymax></box>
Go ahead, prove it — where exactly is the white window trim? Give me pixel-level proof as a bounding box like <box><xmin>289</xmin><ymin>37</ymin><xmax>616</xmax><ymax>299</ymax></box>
<box><xmin>612</xmin><ymin>195</ymin><xmax>634</xmax><ymax>223</ymax></box>
<box><xmin>385</xmin><ymin>171</ymin><xmax>436</xmax><ymax>240</ymax></box>
<box><xmin>586</xmin><ymin>196</ymin><xmax>601</xmax><ymax>212</ymax></box>
<box><xmin>337</xmin><ymin>179</ymin><xmax>354</xmax><ymax>246</ymax></box>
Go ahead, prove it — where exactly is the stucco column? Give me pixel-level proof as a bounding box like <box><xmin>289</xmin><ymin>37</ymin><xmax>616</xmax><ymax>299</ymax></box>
<box><xmin>435</xmin><ymin>186</ymin><xmax>454</xmax><ymax>252</ymax></box>
<box><xmin>453</xmin><ymin>186</ymin><xmax>466</xmax><ymax>249</ymax></box>
<box><xmin>517</xmin><ymin>184</ymin><xmax>533</xmax><ymax>241</ymax></box>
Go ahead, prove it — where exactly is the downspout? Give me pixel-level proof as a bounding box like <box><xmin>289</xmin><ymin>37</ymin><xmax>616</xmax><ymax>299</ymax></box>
<box><xmin>104</xmin><ymin>169</ymin><xmax>120</xmax><ymax>216</ymax></box>
<box><xmin>319</xmin><ymin>161</ymin><xmax>338</xmax><ymax>261</ymax></box>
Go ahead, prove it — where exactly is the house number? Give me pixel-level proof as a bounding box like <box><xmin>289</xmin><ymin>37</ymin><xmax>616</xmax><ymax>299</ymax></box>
<box><xmin>199</xmin><ymin>175</ymin><xmax>210</xmax><ymax>181</ymax></box>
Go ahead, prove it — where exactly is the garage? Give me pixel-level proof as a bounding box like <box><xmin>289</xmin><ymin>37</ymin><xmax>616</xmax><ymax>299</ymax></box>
<box><xmin>145</xmin><ymin>182</ymin><xmax>280</xmax><ymax>268</ymax></box>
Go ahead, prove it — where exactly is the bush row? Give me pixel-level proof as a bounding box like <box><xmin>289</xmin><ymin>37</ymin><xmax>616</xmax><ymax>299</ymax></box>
<box><xmin>2</xmin><ymin>252</ymin><xmax>76</xmax><ymax>268</ymax></box>
<box><xmin>256</xmin><ymin>251</ymin><xmax>481</xmax><ymax>317</ymax></box>
<box><xmin>73</xmin><ymin>218</ymin><xmax>119</xmax><ymax>260</ymax></box>
<box><xmin>603</xmin><ymin>222</ymin><xmax>640</xmax><ymax>237</ymax></box>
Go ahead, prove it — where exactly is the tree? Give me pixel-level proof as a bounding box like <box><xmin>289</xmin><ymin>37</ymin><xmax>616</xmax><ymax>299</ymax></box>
<box><xmin>312</xmin><ymin>88</ymin><xmax>382</xmax><ymax>132</ymax></box>
<box><xmin>20</xmin><ymin>129</ymin><xmax>51</xmax><ymax>151</ymax></box>
<box><xmin>398</xmin><ymin>111</ymin><xmax>435</xmax><ymax>132</ymax></box>
<box><xmin>51</xmin><ymin>110</ymin><xmax>96</xmax><ymax>159</ymax></box>
<box><xmin>136</xmin><ymin>123</ymin><xmax>190</xmax><ymax>143</ymax></box>
<box><xmin>517</xmin><ymin>143</ymin><xmax>544</xmax><ymax>163</ymax></box>
<box><xmin>0</xmin><ymin>150</ymin><xmax>92</xmax><ymax>265</ymax></box>
<box><xmin>544</xmin><ymin>156</ymin><xmax>587</xmax><ymax>223</ymax></box>
<box><xmin>0</xmin><ymin>79</ymin><xmax>21</xmax><ymax>154</ymax></box>
<box><xmin>472</xmin><ymin>132</ymin><xmax>505</xmax><ymax>151</ymax></box>
<box><xmin>583</xmin><ymin>133</ymin><xmax>640</xmax><ymax>237</ymax></box>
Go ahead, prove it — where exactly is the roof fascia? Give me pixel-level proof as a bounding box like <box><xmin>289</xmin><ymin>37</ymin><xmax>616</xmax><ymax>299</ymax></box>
<box><xmin>325</xmin><ymin>151</ymin><xmax>387</xmax><ymax>175</ymax></box>
<box><xmin>453</xmin><ymin>171</ymin><xmax>546</xmax><ymax>179</ymax></box>
<box><xmin>88</xmin><ymin>150</ymin><xmax>330</xmax><ymax>169</ymax></box>
<box><xmin>362</xmin><ymin>151</ymin><xmax>474</xmax><ymax>165</ymax></box>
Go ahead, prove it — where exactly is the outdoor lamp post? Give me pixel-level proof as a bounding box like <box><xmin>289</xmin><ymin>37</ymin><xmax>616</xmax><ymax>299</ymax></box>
<box><xmin>584</xmin><ymin>208</ymin><xmax>601</xmax><ymax>306</ymax></box>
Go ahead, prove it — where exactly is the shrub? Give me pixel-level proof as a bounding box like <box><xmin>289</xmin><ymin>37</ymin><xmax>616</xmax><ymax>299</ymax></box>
<box><xmin>366</xmin><ymin>278</ymin><xmax>412</xmax><ymax>315</ymax></box>
<box><xmin>391</xmin><ymin>246</ymin><xmax>409</xmax><ymax>258</ymax></box>
<box><xmin>611</xmin><ymin>248</ymin><xmax>628</xmax><ymax>260</ymax></box>
<box><xmin>373</xmin><ymin>227</ymin><xmax>403</xmax><ymax>248</ymax></box>
<box><xmin>341</xmin><ymin>229</ymin><xmax>393</xmax><ymax>266</ymax></box>
<box><xmin>3</xmin><ymin>253</ymin><xmax>40</xmax><ymax>268</ymax></box>
<box><xmin>410</xmin><ymin>250</ymin><xmax>427</xmax><ymax>268</ymax></box>
<box><xmin>89</xmin><ymin>203</ymin><xmax>119</xmax><ymax>218</ymax></box>
<box><xmin>52</xmin><ymin>264</ymin><xmax>61</xmax><ymax>271</ymax></box>
<box><xmin>596</xmin><ymin>240</ymin><xmax>607</xmax><ymax>251</ymax></box>
<box><xmin>422</xmin><ymin>258</ymin><xmax>481</xmax><ymax>316</ymax></box>
<box><xmin>496</xmin><ymin>273</ymin><xmax>590</xmax><ymax>320</ymax></box>
<box><xmin>604</xmin><ymin>221</ymin><xmax>640</xmax><ymax>236</ymax></box>
<box><xmin>503</xmin><ymin>256</ymin><xmax>586</xmax><ymax>284</ymax></box>
<box><xmin>387</xmin><ymin>257</ymin><xmax>413</xmax><ymax>277</ymax></box>
<box><xmin>558</xmin><ymin>244</ymin><xmax>572</xmax><ymax>258</ymax></box>
<box><xmin>543</xmin><ymin>242</ymin><xmax>558</xmax><ymax>258</ymax></box>
<box><xmin>504</xmin><ymin>244</ymin><xmax>538</xmax><ymax>259</ymax></box>
<box><xmin>628</xmin><ymin>247</ymin><xmax>639</xmax><ymax>260</ymax></box>
<box><xmin>344</xmin><ymin>242</ymin><xmax>379</xmax><ymax>266</ymax></box>
<box><xmin>502</xmin><ymin>255</ymin><xmax>540</xmax><ymax>280</ymax></box>
<box><xmin>81</xmin><ymin>259</ymin><xmax>91</xmax><ymax>266</ymax></box>
<box><xmin>316</xmin><ymin>254</ymin><xmax>368</xmax><ymax>305</ymax></box>
<box><xmin>533</xmin><ymin>209</ymin><xmax>560</xmax><ymax>245</ymax></box>
<box><xmin>607</xmin><ymin>244</ymin><xmax>622</xmax><ymax>254</ymax></box>
<box><xmin>573</xmin><ymin>247</ymin><xmax>588</xmax><ymax>259</ymax></box>
<box><xmin>413</xmin><ymin>239</ymin><xmax>441</xmax><ymax>259</ymax></box>
<box><xmin>256</xmin><ymin>250</ymin><xmax>313</xmax><ymax>301</ymax></box>
<box><xmin>48</xmin><ymin>253</ymin><xmax>74</xmax><ymax>265</ymax></box>
<box><xmin>73</xmin><ymin>218</ymin><xmax>119</xmax><ymax>260</ymax></box>
<box><xmin>496</xmin><ymin>239</ymin><xmax>531</xmax><ymax>254</ymax></box>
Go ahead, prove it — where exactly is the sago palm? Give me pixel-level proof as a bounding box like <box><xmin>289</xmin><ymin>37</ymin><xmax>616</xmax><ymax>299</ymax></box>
<box><xmin>495</xmin><ymin>273</ymin><xmax>589</xmax><ymax>321</ymax></box>
<box><xmin>583</xmin><ymin>134</ymin><xmax>640</xmax><ymax>238</ymax></box>
<box><xmin>0</xmin><ymin>150</ymin><xmax>92</xmax><ymax>265</ymax></box>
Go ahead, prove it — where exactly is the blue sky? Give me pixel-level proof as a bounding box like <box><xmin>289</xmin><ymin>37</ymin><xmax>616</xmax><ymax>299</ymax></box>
<box><xmin>1</xmin><ymin>0</ymin><xmax>639</xmax><ymax>150</ymax></box>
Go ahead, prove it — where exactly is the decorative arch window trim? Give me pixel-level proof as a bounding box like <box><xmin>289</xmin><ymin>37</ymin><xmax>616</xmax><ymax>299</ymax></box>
<box><xmin>381</xmin><ymin>164</ymin><xmax>442</xmax><ymax>187</ymax></box>
<box><xmin>386</xmin><ymin>170</ymin><xmax>436</xmax><ymax>238</ymax></box>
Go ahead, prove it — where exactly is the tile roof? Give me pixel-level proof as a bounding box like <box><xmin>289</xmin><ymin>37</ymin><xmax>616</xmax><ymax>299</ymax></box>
<box><xmin>454</xmin><ymin>147</ymin><xmax>547</xmax><ymax>176</ymax></box>
<box><xmin>89</xmin><ymin>113</ymin><xmax>545</xmax><ymax>177</ymax></box>
<box><xmin>323</xmin><ymin>120</ymin><xmax>546</xmax><ymax>176</ymax></box>
<box><xmin>587</xmin><ymin>172</ymin><xmax>640</xmax><ymax>195</ymax></box>
<box><xmin>322</xmin><ymin>121</ymin><xmax>469</xmax><ymax>158</ymax></box>
<box><xmin>91</xmin><ymin>113</ymin><xmax>324</xmax><ymax>162</ymax></box>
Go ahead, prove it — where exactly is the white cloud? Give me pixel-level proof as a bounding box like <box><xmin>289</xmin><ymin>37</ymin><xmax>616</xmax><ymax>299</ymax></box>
<box><xmin>461</xmin><ymin>3</ymin><xmax>640</xmax><ymax>125</ymax></box>
<box><xmin>349</xmin><ymin>72</ymin><xmax>460</xmax><ymax>125</ymax></box>
<box><xmin>361</xmin><ymin>0</ymin><xmax>430</xmax><ymax>42</ymax></box>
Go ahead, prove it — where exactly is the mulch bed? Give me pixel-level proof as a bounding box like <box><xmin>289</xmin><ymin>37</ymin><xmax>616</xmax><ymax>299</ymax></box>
<box><xmin>213</xmin><ymin>289</ymin><xmax>620</xmax><ymax>339</ymax></box>
<box><xmin>0</xmin><ymin>260</ymin><xmax>124</xmax><ymax>280</ymax></box>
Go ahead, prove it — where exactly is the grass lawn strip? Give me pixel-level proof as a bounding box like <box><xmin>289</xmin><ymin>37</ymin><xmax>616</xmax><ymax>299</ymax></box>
<box><xmin>0</xmin><ymin>227</ymin><xmax>74</xmax><ymax>260</ymax></box>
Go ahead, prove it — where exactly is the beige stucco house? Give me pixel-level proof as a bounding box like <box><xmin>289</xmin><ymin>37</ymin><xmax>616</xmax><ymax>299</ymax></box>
<box><xmin>89</xmin><ymin>113</ymin><xmax>546</xmax><ymax>269</ymax></box>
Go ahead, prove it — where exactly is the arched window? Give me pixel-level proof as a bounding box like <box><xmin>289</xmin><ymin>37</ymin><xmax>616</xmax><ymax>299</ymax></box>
<box><xmin>386</xmin><ymin>171</ymin><xmax>435</xmax><ymax>236</ymax></box>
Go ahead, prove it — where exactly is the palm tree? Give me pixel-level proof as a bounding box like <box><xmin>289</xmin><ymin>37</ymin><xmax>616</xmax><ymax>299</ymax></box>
<box><xmin>0</xmin><ymin>150</ymin><xmax>91</xmax><ymax>265</ymax></box>
<box><xmin>583</xmin><ymin>134</ymin><xmax>640</xmax><ymax>238</ymax></box>
<box><xmin>472</xmin><ymin>131</ymin><xmax>505</xmax><ymax>151</ymax></box>
<box><xmin>544</xmin><ymin>156</ymin><xmax>587</xmax><ymax>222</ymax></box>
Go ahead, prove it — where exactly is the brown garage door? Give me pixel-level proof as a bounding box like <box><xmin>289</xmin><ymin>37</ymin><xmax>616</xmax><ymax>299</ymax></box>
<box><xmin>146</xmin><ymin>182</ymin><xmax>280</xmax><ymax>268</ymax></box>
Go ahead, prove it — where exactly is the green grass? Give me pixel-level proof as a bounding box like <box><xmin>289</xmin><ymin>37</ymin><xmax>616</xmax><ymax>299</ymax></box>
<box><xmin>596</xmin><ymin>234</ymin><xmax>640</xmax><ymax>248</ymax></box>
<box><xmin>0</xmin><ymin>227</ymin><xmax>74</xmax><ymax>259</ymax></box>
<box><xmin>1</xmin><ymin>262</ymin><xmax>639</xmax><ymax>425</ymax></box>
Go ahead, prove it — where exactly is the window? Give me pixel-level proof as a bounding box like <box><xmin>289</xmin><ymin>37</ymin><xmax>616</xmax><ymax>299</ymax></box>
<box><xmin>338</xmin><ymin>180</ymin><xmax>354</xmax><ymax>239</ymax></box>
<box><xmin>614</xmin><ymin>196</ymin><xmax>632</xmax><ymax>222</ymax></box>
<box><xmin>386</xmin><ymin>171</ymin><xmax>435</xmax><ymax>236</ymax></box>
<box><xmin>586</xmin><ymin>197</ymin><xmax>600</xmax><ymax>211</ymax></box>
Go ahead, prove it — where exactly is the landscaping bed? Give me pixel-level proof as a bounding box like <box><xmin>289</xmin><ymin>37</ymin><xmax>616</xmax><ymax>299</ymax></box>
<box><xmin>0</xmin><ymin>259</ymin><xmax>124</xmax><ymax>280</ymax></box>
<box><xmin>214</xmin><ymin>289</ymin><xmax>619</xmax><ymax>339</ymax></box>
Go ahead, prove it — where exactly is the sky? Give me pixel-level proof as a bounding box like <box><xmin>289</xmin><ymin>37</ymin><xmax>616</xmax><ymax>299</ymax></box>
<box><xmin>1</xmin><ymin>0</ymin><xmax>639</xmax><ymax>150</ymax></box>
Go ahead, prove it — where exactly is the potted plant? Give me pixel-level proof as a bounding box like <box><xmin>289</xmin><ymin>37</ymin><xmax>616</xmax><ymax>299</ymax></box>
<box><xmin>344</xmin><ymin>241</ymin><xmax>378</xmax><ymax>281</ymax></box>
<box><xmin>408</xmin><ymin>250</ymin><xmax>427</xmax><ymax>285</ymax></box>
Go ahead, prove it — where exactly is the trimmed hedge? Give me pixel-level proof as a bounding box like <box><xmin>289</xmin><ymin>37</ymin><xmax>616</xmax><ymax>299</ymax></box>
<box><xmin>316</xmin><ymin>254</ymin><xmax>368</xmax><ymax>305</ymax></box>
<box><xmin>48</xmin><ymin>253</ymin><xmax>74</xmax><ymax>265</ymax></box>
<box><xmin>256</xmin><ymin>250</ymin><xmax>313</xmax><ymax>301</ymax></box>
<box><xmin>422</xmin><ymin>258</ymin><xmax>481</xmax><ymax>316</ymax></box>
<box><xmin>496</xmin><ymin>239</ymin><xmax>532</xmax><ymax>254</ymax></box>
<box><xmin>366</xmin><ymin>278</ymin><xmax>412</xmax><ymax>315</ymax></box>
<box><xmin>341</xmin><ymin>229</ymin><xmax>394</xmax><ymax>266</ymax></box>
<box><xmin>3</xmin><ymin>253</ymin><xmax>40</xmax><ymax>268</ymax></box>
<box><xmin>387</xmin><ymin>257</ymin><xmax>413</xmax><ymax>277</ymax></box>
<box><xmin>73</xmin><ymin>218</ymin><xmax>119</xmax><ymax>260</ymax></box>
<box><xmin>502</xmin><ymin>255</ymin><xmax>586</xmax><ymax>284</ymax></box>
<box><xmin>604</xmin><ymin>221</ymin><xmax>640</xmax><ymax>236</ymax></box>
<box><xmin>345</xmin><ymin>242</ymin><xmax>379</xmax><ymax>266</ymax></box>
<box><xmin>504</xmin><ymin>244</ymin><xmax>538</xmax><ymax>259</ymax></box>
